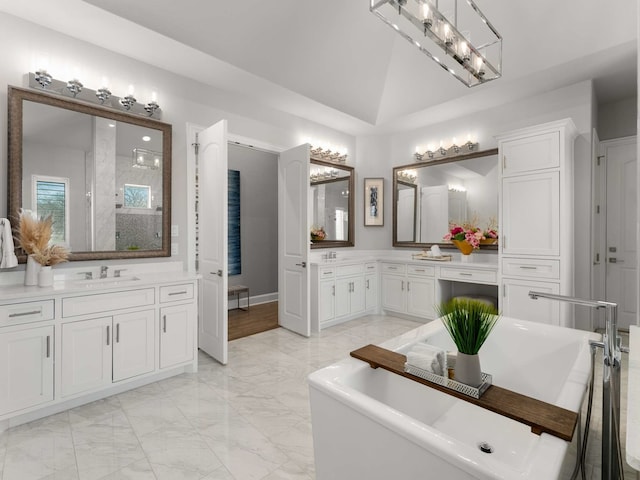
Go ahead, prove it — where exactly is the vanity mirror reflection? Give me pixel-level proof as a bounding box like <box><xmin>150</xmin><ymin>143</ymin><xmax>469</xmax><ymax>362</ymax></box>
<box><xmin>8</xmin><ymin>86</ymin><xmax>172</xmax><ymax>261</ymax></box>
<box><xmin>393</xmin><ymin>148</ymin><xmax>499</xmax><ymax>248</ymax></box>
<box><xmin>310</xmin><ymin>158</ymin><xmax>354</xmax><ymax>248</ymax></box>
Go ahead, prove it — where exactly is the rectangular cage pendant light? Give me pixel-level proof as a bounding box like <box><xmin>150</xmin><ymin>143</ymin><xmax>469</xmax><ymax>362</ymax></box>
<box><xmin>370</xmin><ymin>0</ymin><xmax>502</xmax><ymax>87</ymax></box>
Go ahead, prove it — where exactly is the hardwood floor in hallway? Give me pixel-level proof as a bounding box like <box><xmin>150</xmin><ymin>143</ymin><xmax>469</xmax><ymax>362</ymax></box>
<box><xmin>228</xmin><ymin>301</ymin><xmax>279</xmax><ymax>341</ymax></box>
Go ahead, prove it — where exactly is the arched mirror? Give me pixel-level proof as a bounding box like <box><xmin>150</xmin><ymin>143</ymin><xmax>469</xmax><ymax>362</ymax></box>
<box><xmin>309</xmin><ymin>158</ymin><xmax>354</xmax><ymax>248</ymax></box>
<box><xmin>393</xmin><ymin>148</ymin><xmax>499</xmax><ymax>248</ymax></box>
<box><xmin>8</xmin><ymin>86</ymin><xmax>172</xmax><ymax>261</ymax></box>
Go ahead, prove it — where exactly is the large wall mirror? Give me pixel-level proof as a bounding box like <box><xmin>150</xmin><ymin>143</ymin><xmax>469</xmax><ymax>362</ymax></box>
<box><xmin>393</xmin><ymin>148</ymin><xmax>499</xmax><ymax>248</ymax></box>
<box><xmin>310</xmin><ymin>158</ymin><xmax>354</xmax><ymax>248</ymax></box>
<box><xmin>8</xmin><ymin>86</ymin><xmax>172</xmax><ymax>261</ymax></box>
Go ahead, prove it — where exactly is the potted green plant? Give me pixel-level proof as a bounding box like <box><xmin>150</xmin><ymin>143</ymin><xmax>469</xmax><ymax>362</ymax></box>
<box><xmin>436</xmin><ymin>298</ymin><xmax>500</xmax><ymax>387</ymax></box>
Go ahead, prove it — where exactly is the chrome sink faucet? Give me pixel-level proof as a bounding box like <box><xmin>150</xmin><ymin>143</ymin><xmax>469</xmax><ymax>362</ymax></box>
<box><xmin>100</xmin><ymin>266</ymin><xmax>109</xmax><ymax>279</ymax></box>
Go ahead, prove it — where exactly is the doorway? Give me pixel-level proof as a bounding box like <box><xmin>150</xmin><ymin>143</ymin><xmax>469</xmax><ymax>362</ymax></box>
<box><xmin>595</xmin><ymin>136</ymin><xmax>638</xmax><ymax>330</ymax></box>
<box><xmin>227</xmin><ymin>143</ymin><xmax>279</xmax><ymax>340</ymax></box>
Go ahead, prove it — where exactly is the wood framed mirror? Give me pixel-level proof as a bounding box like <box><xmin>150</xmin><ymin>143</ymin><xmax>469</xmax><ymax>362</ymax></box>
<box><xmin>392</xmin><ymin>148</ymin><xmax>499</xmax><ymax>249</ymax></box>
<box><xmin>8</xmin><ymin>86</ymin><xmax>172</xmax><ymax>261</ymax></box>
<box><xmin>309</xmin><ymin>158</ymin><xmax>354</xmax><ymax>249</ymax></box>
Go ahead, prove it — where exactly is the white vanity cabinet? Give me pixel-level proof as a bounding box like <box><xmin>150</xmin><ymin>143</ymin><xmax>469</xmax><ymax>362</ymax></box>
<box><xmin>160</xmin><ymin>303</ymin><xmax>196</xmax><ymax>369</ymax></box>
<box><xmin>311</xmin><ymin>261</ymin><xmax>378</xmax><ymax>330</ymax></box>
<box><xmin>364</xmin><ymin>262</ymin><xmax>378</xmax><ymax>311</ymax></box>
<box><xmin>497</xmin><ymin>119</ymin><xmax>577</xmax><ymax>326</ymax></box>
<box><xmin>381</xmin><ymin>263</ymin><xmax>436</xmax><ymax>321</ymax></box>
<box><xmin>0</xmin><ymin>273</ymin><xmax>198</xmax><ymax>432</ymax></box>
<box><xmin>0</xmin><ymin>324</ymin><xmax>53</xmax><ymax>416</ymax></box>
<box><xmin>60</xmin><ymin>309</ymin><xmax>156</xmax><ymax>396</ymax></box>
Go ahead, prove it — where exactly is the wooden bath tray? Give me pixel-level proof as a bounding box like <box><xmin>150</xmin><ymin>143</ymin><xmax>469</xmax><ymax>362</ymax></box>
<box><xmin>350</xmin><ymin>344</ymin><xmax>577</xmax><ymax>441</ymax></box>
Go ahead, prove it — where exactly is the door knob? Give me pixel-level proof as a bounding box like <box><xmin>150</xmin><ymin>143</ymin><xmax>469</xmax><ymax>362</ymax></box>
<box><xmin>295</xmin><ymin>262</ymin><xmax>307</xmax><ymax>268</ymax></box>
<box><xmin>210</xmin><ymin>270</ymin><xmax>223</xmax><ymax>276</ymax></box>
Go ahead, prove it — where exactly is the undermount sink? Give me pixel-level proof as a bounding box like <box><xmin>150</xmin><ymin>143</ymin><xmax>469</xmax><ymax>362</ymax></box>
<box><xmin>70</xmin><ymin>275</ymin><xmax>141</xmax><ymax>286</ymax></box>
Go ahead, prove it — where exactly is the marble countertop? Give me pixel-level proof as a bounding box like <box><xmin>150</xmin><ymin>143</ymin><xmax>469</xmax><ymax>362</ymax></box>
<box><xmin>0</xmin><ymin>270</ymin><xmax>200</xmax><ymax>302</ymax></box>
<box><xmin>311</xmin><ymin>255</ymin><xmax>498</xmax><ymax>270</ymax></box>
<box><xmin>627</xmin><ymin>325</ymin><xmax>640</xmax><ymax>471</ymax></box>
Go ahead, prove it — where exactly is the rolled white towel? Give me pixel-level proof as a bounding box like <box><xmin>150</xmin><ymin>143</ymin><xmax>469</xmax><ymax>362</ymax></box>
<box><xmin>0</xmin><ymin>218</ymin><xmax>18</xmax><ymax>269</ymax></box>
<box><xmin>406</xmin><ymin>343</ymin><xmax>447</xmax><ymax>376</ymax></box>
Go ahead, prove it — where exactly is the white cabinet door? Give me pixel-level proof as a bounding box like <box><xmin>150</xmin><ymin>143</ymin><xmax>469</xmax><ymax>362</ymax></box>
<box><xmin>381</xmin><ymin>275</ymin><xmax>405</xmax><ymax>312</ymax></box>
<box><xmin>318</xmin><ymin>280</ymin><xmax>335</xmax><ymax>324</ymax></box>
<box><xmin>502</xmin><ymin>279</ymin><xmax>560</xmax><ymax>325</ymax></box>
<box><xmin>160</xmin><ymin>303</ymin><xmax>196</xmax><ymax>369</ymax></box>
<box><xmin>113</xmin><ymin>310</ymin><xmax>155</xmax><ymax>382</ymax></box>
<box><xmin>502</xmin><ymin>172</ymin><xmax>559</xmax><ymax>256</ymax></box>
<box><xmin>350</xmin><ymin>276</ymin><xmax>365</xmax><ymax>316</ymax></box>
<box><xmin>365</xmin><ymin>273</ymin><xmax>377</xmax><ymax>310</ymax></box>
<box><xmin>501</xmin><ymin>132</ymin><xmax>559</xmax><ymax>175</ymax></box>
<box><xmin>0</xmin><ymin>325</ymin><xmax>53</xmax><ymax>415</ymax></box>
<box><xmin>335</xmin><ymin>277</ymin><xmax>352</xmax><ymax>318</ymax></box>
<box><xmin>407</xmin><ymin>277</ymin><xmax>436</xmax><ymax>319</ymax></box>
<box><xmin>61</xmin><ymin>317</ymin><xmax>112</xmax><ymax>397</ymax></box>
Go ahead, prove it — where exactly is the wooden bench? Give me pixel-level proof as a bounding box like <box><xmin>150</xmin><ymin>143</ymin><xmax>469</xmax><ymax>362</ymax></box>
<box><xmin>228</xmin><ymin>285</ymin><xmax>249</xmax><ymax>311</ymax></box>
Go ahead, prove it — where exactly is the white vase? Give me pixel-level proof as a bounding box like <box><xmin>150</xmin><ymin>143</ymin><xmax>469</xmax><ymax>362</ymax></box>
<box><xmin>454</xmin><ymin>352</ymin><xmax>482</xmax><ymax>387</ymax></box>
<box><xmin>24</xmin><ymin>255</ymin><xmax>42</xmax><ymax>286</ymax></box>
<box><xmin>38</xmin><ymin>266</ymin><xmax>53</xmax><ymax>287</ymax></box>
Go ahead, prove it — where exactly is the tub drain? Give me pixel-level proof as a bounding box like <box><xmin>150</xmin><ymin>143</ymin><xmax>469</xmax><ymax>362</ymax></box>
<box><xmin>478</xmin><ymin>442</ymin><xmax>493</xmax><ymax>454</ymax></box>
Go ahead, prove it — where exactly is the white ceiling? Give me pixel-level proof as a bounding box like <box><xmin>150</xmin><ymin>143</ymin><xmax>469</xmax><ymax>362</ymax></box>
<box><xmin>0</xmin><ymin>0</ymin><xmax>637</xmax><ymax>135</ymax></box>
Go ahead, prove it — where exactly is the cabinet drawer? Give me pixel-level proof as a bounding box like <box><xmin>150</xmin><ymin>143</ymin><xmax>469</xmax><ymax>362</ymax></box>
<box><xmin>0</xmin><ymin>300</ymin><xmax>54</xmax><ymax>326</ymax></box>
<box><xmin>159</xmin><ymin>283</ymin><xmax>194</xmax><ymax>303</ymax></box>
<box><xmin>440</xmin><ymin>267</ymin><xmax>497</xmax><ymax>284</ymax></box>
<box><xmin>407</xmin><ymin>265</ymin><xmax>434</xmax><ymax>277</ymax></box>
<box><xmin>62</xmin><ymin>288</ymin><xmax>155</xmax><ymax>317</ymax></box>
<box><xmin>364</xmin><ymin>262</ymin><xmax>378</xmax><ymax>273</ymax></box>
<box><xmin>336</xmin><ymin>264</ymin><xmax>363</xmax><ymax>277</ymax></box>
<box><xmin>502</xmin><ymin>258</ymin><xmax>560</xmax><ymax>279</ymax></box>
<box><xmin>318</xmin><ymin>267</ymin><xmax>336</xmax><ymax>279</ymax></box>
<box><xmin>381</xmin><ymin>263</ymin><xmax>406</xmax><ymax>275</ymax></box>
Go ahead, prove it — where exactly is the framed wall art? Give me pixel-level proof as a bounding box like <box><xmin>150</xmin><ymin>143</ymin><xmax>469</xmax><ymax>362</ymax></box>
<box><xmin>364</xmin><ymin>178</ymin><xmax>384</xmax><ymax>226</ymax></box>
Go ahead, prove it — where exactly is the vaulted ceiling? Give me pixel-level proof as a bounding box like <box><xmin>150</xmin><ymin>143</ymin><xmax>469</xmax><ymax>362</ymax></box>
<box><xmin>0</xmin><ymin>0</ymin><xmax>636</xmax><ymax>135</ymax></box>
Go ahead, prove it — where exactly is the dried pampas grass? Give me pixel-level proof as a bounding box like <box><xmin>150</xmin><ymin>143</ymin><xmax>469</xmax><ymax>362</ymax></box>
<box><xmin>31</xmin><ymin>244</ymin><xmax>69</xmax><ymax>267</ymax></box>
<box><xmin>16</xmin><ymin>211</ymin><xmax>69</xmax><ymax>266</ymax></box>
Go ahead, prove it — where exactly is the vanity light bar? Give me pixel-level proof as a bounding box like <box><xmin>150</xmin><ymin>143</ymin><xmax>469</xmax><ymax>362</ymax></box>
<box><xmin>310</xmin><ymin>146</ymin><xmax>348</xmax><ymax>163</ymax></box>
<box><xmin>28</xmin><ymin>71</ymin><xmax>162</xmax><ymax>119</ymax></box>
<box><xmin>414</xmin><ymin>140</ymin><xmax>478</xmax><ymax>162</ymax></box>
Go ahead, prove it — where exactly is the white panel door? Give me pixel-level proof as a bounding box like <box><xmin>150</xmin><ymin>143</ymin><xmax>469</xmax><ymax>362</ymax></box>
<box><xmin>420</xmin><ymin>185</ymin><xmax>448</xmax><ymax>244</ymax></box>
<box><xmin>61</xmin><ymin>317</ymin><xmax>112</xmax><ymax>397</ymax></box>
<box><xmin>365</xmin><ymin>273</ymin><xmax>378</xmax><ymax>310</ymax></box>
<box><xmin>113</xmin><ymin>310</ymin><xmax>155</xmax><ymax>382</ymax></box>
<box><xmin>502</xmin><ymin>172</ymin><xmax>560</xmax><ymax>256</ymax></box>
<box><xmin>0</xmin><ymin>326</ymin><xmax>53</xmax><ymax>415</ymax></box>
<box><xmin>604</xmin><ymin>137</ymin><xmax>638</xmax><ymax>328</ymax></box>
<box><xmin>278</xmin><ymin>144</ymin><xmax>310</xmax><ymax>337</ymax></box>
<box><xmin>198</xmin><ymin>121</ymin><xmax>228</xmax><ymax>364</ymax></box>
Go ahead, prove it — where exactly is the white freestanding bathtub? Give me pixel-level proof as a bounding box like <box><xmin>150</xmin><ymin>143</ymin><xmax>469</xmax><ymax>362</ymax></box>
<box><xmin>308</xmin><ymin>317</ymin><xmax>601</xmax><ymax>480</ymax></box>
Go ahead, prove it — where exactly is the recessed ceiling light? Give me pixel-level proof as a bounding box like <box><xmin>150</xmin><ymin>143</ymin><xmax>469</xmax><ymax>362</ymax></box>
<box><xmin>142</xmin><ymin>135</ymin><xmax>151</xmax><ymax>142</ymax></box>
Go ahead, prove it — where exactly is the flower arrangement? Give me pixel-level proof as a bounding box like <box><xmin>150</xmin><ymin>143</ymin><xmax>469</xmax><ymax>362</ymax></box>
<box><xmin>436</xmin><ymin>298</ymin><xmax>500</xmax><ymax>355</ymax></box>
<box><xmin>16</xmin><ymin>211</ymin><xmax>69</xmax><ymax>266</ymax></box>
<box><xmin>443</xmin><ymin>219</ymin><xmax>498</xmax><ymax>249</ymax></box>
<box><xmin>310</xmin><ymin>226</ymin><xmax>326</xmax><ymax>241</ymax></box>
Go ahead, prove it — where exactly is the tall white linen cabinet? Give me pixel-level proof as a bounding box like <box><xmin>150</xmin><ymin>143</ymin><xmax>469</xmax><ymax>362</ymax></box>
<box><xmin>497</xmin><ymin>118</ymin><xmax>578</xmax><ymax>327</ymax></box>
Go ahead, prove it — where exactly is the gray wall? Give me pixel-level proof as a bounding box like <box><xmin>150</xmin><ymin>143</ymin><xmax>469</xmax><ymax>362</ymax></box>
<box><xmin>227</xmin><ymin>144</ymin><xmax>278</xmax><ymax>298</ymax></box>
<box><xmin>598</xmin><ymin>96</ymin><xmax>637</xmax><ymax>140</ymax></box>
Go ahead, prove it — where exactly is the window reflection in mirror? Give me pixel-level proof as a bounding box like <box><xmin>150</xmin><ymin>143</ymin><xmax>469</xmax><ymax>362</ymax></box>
<box><xmin>393</xmin><ymin>149</ymin><xmax>499</xmax><ymax>248</ymax></box>
<box><xmin>309</xmin><ymin>158</ymin><xmax>354</xmax><ymax>248</ymax></box>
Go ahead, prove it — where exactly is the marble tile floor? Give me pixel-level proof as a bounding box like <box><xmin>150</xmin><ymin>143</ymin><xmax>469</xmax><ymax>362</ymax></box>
<box><xmin>0</xmin><ymin>315</ymin><xmax>636</xmax><ymax>480</ymax></box>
